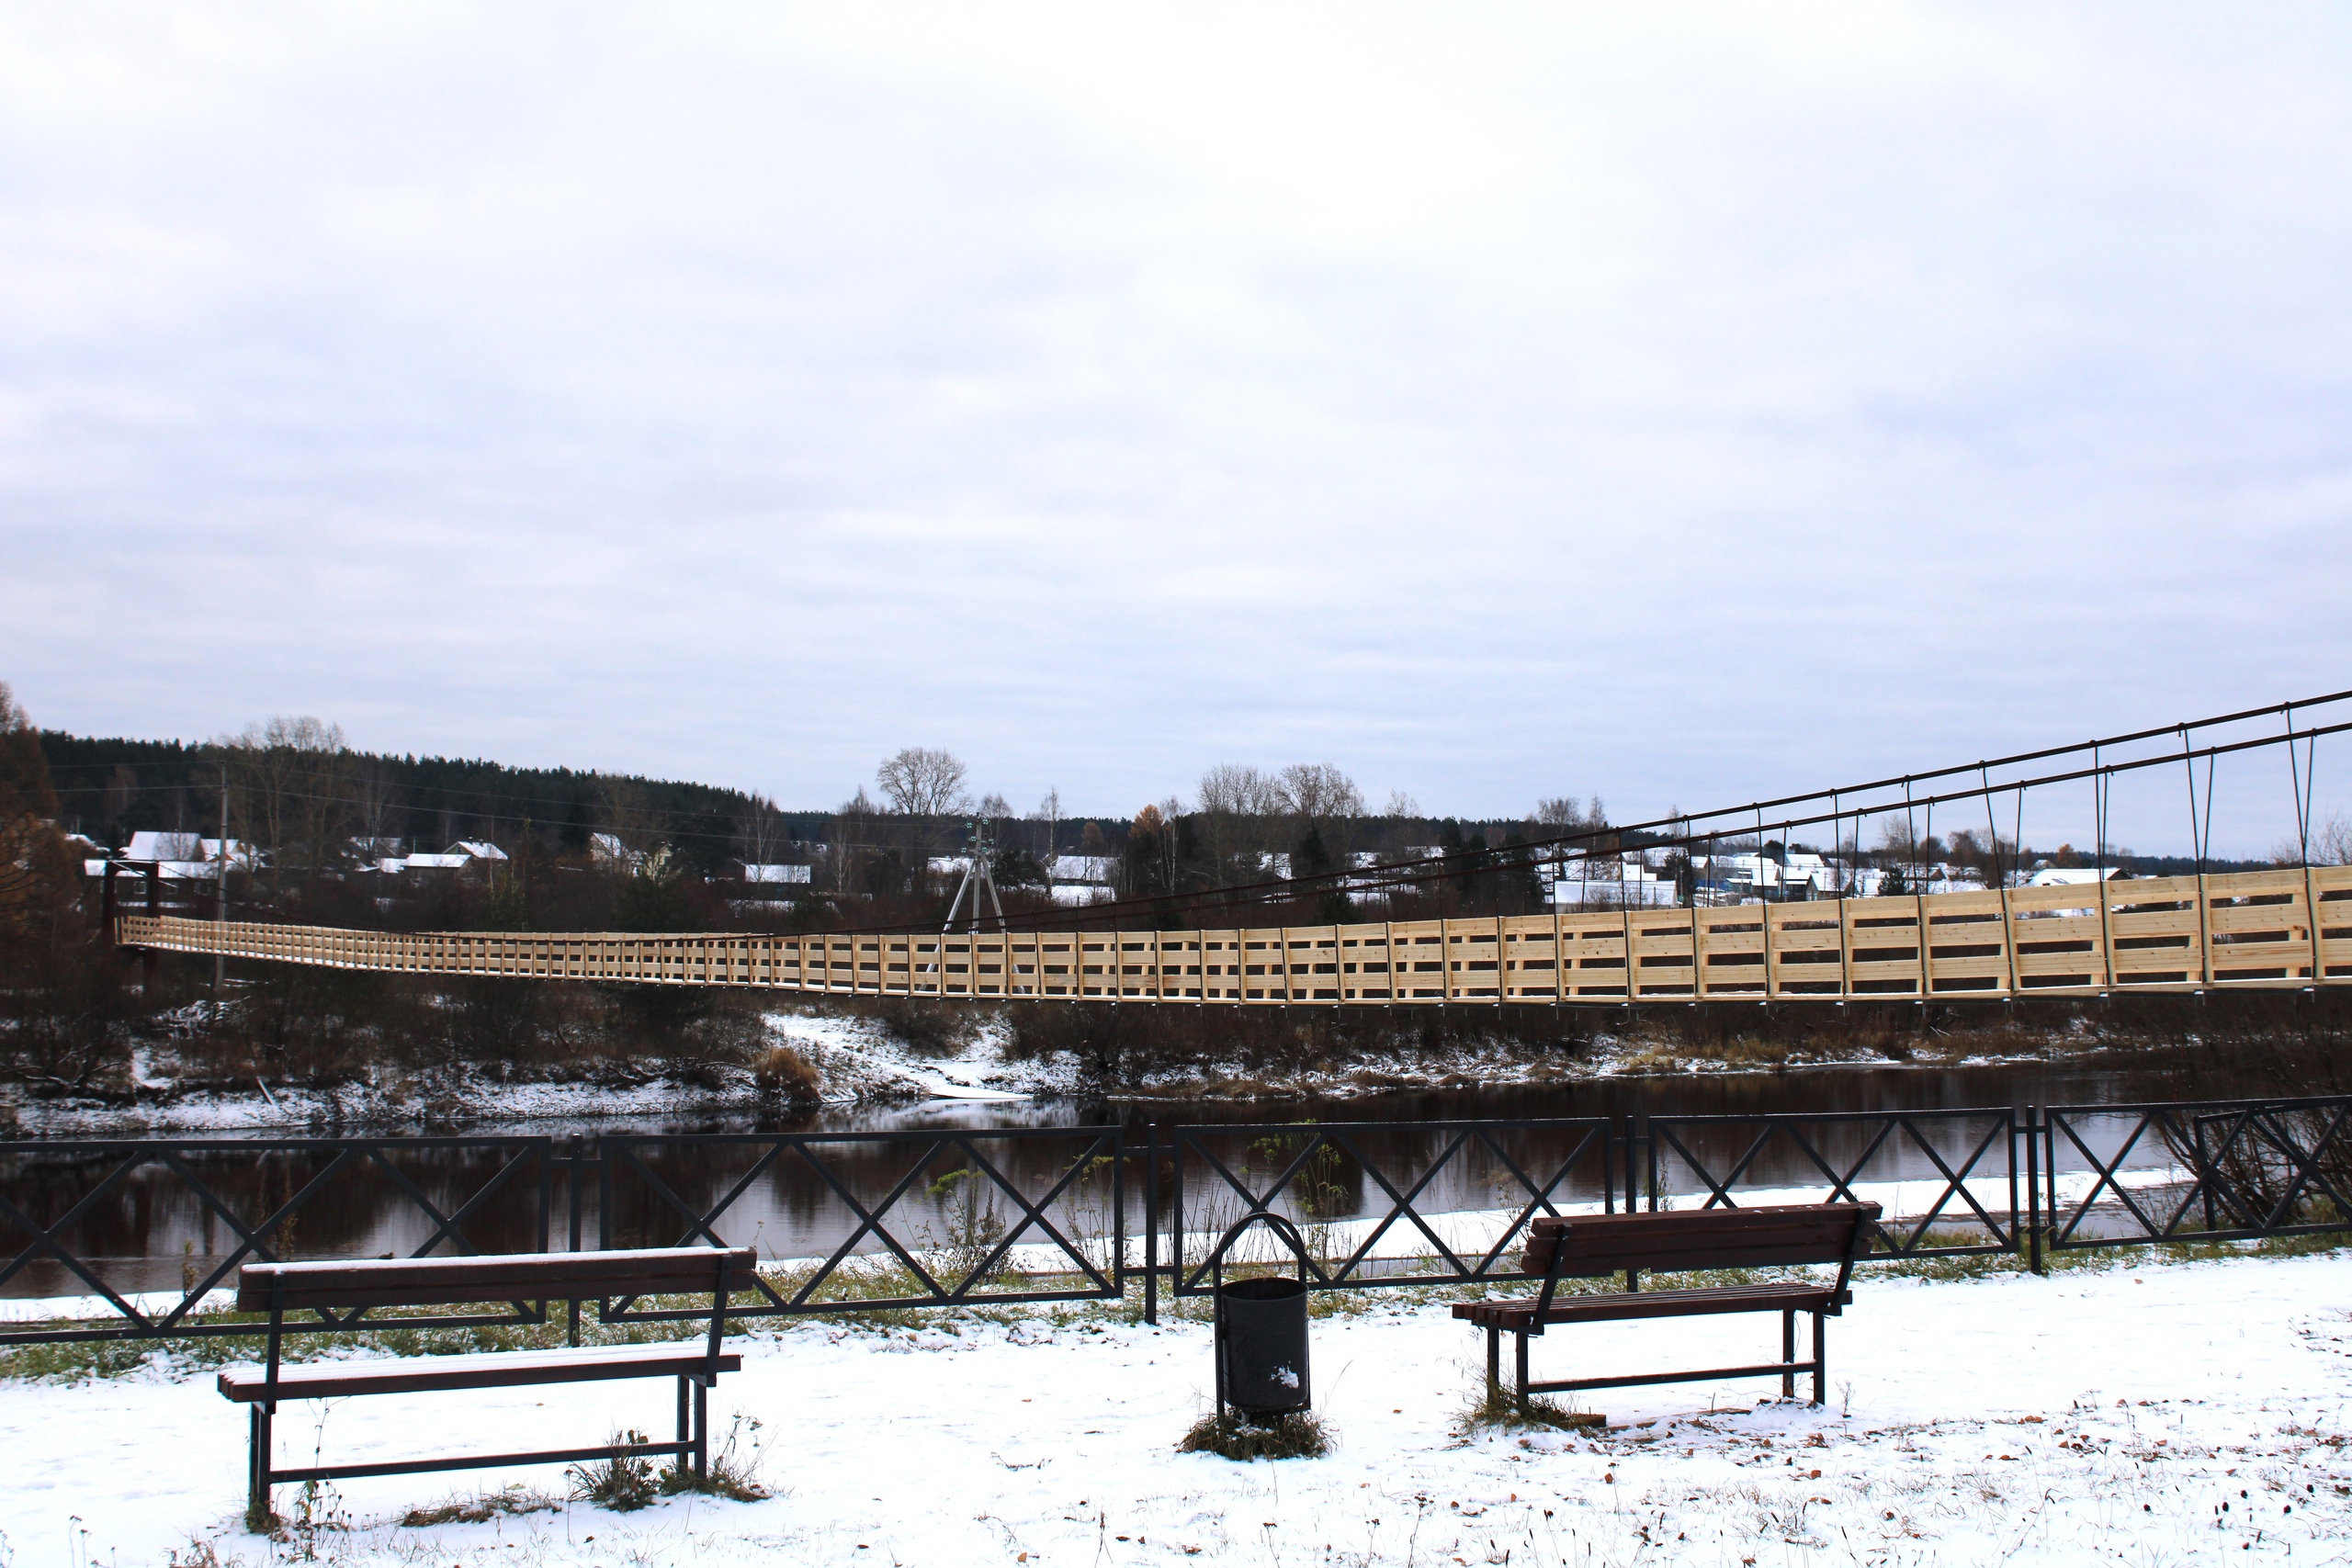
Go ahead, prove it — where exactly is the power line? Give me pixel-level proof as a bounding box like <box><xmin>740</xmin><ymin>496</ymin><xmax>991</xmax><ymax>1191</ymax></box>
<box><xmin>804</xmin><ymin>703</ymin><xmax>2352</xmax><ymax>936</ymax></box>
<box><xmin>47</xmin><ymin>688</ymin><xmax>2352</xmax><ymax>924</ymax></box>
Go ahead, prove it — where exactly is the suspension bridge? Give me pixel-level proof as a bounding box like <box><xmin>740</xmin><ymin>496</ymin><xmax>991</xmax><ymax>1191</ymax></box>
<box><xmin>111</xmin><ymin>693</ymin><xmax>2352</xmax><ymax>1008</ymax></box>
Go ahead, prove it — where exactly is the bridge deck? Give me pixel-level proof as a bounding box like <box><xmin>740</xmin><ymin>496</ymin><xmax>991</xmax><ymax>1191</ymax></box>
<box><xmin>115</xmin><ymin>865</ymin><xmax>2352</xmax><ymax>1005</ymax></box>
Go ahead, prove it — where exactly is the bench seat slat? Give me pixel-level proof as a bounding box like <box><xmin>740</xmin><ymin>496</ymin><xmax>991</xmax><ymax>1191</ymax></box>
<box><xmin>233</xmin><ymin>1247</ymin><xmax>756</xmax><ymax>1312</ymax></box>
<box><xmin>219</xmin><ymin>1342</ymin><xmax>742</xmax><ymax>1402</ymax></box>
<box><xmin>1453</xmin><ymin>1281</ymin><xmax>1837</xmax><ymax>1330</ymax></box>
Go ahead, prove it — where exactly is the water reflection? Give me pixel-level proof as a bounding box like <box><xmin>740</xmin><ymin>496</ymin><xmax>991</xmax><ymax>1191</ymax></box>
<box><xmin>0</xmin><ymin>1060</ymin><xmax>2222</xmax><ymax>1303</ymax></box>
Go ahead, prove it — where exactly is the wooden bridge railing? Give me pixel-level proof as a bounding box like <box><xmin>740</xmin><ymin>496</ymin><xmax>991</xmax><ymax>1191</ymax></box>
<box><xmin>116</xmin><ymin>864</ymin><xmax>2352</xmax><ymax>1005</ymax></box>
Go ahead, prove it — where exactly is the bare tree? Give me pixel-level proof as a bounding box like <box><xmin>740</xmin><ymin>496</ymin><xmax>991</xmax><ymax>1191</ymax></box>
<box><xmin>221</xmin><ymin>716</ymin><xmax>352</xmax><ymax>890</ymax></box>
<box><xmin>1197</xmin><ymin>763</ymin><xmax>1284</xmax><ymax>881</ymax></box>
<box><xmin>1030</xmin><ymin>787</ymin><xmax>1063</xmax><ymax>864</ymax></box>
<box><xmin>876</xmin><ymin>747</ymin><xmax>970</xmax><ymax>818</ymax></box>
<box><xmin>1276</xmin><ymin>763</ymin><xmax>1364</xmax><ymax>824</ymax></box>
<box><xmin>977</xmin><ymin>792</ymin><xmax>1014</xmax><ymax>856</ymax></box>
<box><xmin>1276</xmin><ymin>762</ymin><xmax>1364</xmax><ymax>865</ymax></box>
<box><xmin>1536</xmin><ymin>795</ymin><xmax>1609</xmax><ymax>832</ymax></box>
<box><xmin>735</xmin><ymin>791</ymin><xmax>792</xmax><ymax>868</ymax></box>
<box><xmin>876</xmin><ymin>747</ymin><xmax>970</xmax><ymax>869</ymax></box>
<box><xmin>822</xmin><ymin>786</ymin><xmax>883</xmax><ymax>893</ymax></box>
<box><xmin>2281</xmin><ymin>811</ymin><xmax>2352</xmax><ymax>867</ymax></box>
<box><xmin>595</xmin><ymin>778</ymin><xmax>652</xmax><ymax>853</ymax></box>
<box><xmin>354</xmin><ymin>755</ymin><xmax>401</xmax><ymax>852</ymax></box>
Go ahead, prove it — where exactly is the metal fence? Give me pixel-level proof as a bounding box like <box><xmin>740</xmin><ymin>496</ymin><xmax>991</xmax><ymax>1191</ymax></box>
<box><xmin>595</xmin><ymin>1127</ymin><xmax>1126</xmax><ymax>1319</ymax></box>
<box><xmin>6</xmin><ymin>1095</ymin><xmax>2352</xmax><ymax>1348</ymax></box>
<box><xmin>1159</xmin><ymin>1117</ymin><xmax>1612</xmax><ymax>1301</ymax></box>
<box><xmin>0</xmin><ymin>1134</ymin><xmax>554</xmax><ymax>1345</ymax></box>
<box><xmin>2041</xmin><ymin>1097</ymin><xmax>2352</xmax><ymax>1252</ymax></box>
<box><xmin>1641</xmin><ymin>1109</ymin><xmax>2023</xmax><ymax>1260</ymax></box>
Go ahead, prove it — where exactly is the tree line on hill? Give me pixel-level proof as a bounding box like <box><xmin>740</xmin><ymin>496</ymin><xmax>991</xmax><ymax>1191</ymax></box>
<box><xmin>6</xmin><ymin>690</ymin><xmax>2336</xmax><ymax>1102</ymax></box>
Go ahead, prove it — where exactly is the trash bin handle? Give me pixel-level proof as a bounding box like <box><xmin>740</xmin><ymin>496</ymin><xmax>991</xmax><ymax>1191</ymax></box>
<box><xmin>1208</xmin><ymin>1210</ymin><xmax>1318</xmax><ymax>1295</ymax></box>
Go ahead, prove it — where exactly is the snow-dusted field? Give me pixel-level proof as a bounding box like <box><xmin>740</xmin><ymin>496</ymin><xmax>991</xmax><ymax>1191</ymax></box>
<box><xmin>6</xmin><ymin>1253</ymin><xmax>2352</xmax><ymax>1566</ymax></box>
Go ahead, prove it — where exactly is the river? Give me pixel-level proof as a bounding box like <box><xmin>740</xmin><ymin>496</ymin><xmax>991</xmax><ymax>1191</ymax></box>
<box><xmin>0</xmin><ymin>1056</ymin><xmax>2275</xmax><ymax>1303</ymax></box>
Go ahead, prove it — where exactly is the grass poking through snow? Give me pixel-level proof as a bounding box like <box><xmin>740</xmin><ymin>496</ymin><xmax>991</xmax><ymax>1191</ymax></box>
<box><xmin>1454</xmin><ymin>1373</ymin><xmax>1606</xmax><ymax>1435</ymax></box>
<box><xmin>1178</xmin><ymin>1409</ymin><xmax>1334</xmax><ymax>1461</ymax></box>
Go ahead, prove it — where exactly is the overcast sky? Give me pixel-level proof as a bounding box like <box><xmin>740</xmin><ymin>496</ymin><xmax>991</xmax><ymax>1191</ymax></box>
<box><xmin>5</xmin><ymin>5</ymin><xmax>2348</xmax><ymax>854</ymax></box>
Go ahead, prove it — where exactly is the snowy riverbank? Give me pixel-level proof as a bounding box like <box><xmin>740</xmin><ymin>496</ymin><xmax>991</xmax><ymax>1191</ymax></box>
<box><xmin>6</xmin><ymin>1001</ymin><xmax>2133</xmax><ymax>1136</ymax></box>
<box><xmin>5</xmin><ymin>1249</ymin><xmax>2351</xmax><ymax>1564</ymax></box>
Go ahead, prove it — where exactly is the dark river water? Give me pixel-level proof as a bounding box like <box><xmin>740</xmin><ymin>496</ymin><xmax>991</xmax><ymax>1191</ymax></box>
<box><xmin>0</xmin><ymin>1058</ymin><xmax>2251</xmax><ymax>1302</ymax></box>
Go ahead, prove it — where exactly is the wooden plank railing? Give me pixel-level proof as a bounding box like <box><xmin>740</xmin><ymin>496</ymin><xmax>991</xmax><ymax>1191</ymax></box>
<box><xmin>115</xmin><ymin>864</ymin><xmax>2352</xmax><ymax>1005</ymax></box>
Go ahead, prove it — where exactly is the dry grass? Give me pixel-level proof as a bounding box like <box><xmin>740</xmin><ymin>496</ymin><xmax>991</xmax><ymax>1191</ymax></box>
<box><xmin>1178</xmin><ymin>1409</ymin><xmax>1334</xmax><ymax>1461</ymax></box>
<box><xmin>397</xmin><ymin>1485</ymin><xmax>560</xmax><ymax>1528</ymax></box>
<box><xmin>751</xmin><ymin>1043</ymin><xmax>821</xmax><ymax>1106</ymax></box>
<box><xmin>658</xmin><ymin>1412</ymin><xmax>770</xmax><ymax>1502</ymax></box>
<box><xmin>567</xmin><ymin>1430</ymin><xmax>661</xmax><ymax>1512</ymax></box>
<box><xmin>1455</xmin><ymin>1373</ymin><xmax>1606</xmax><ymax>1435</ymax></box>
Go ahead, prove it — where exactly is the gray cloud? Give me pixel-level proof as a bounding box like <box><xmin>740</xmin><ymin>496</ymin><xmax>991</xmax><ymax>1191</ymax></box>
<box><xmin>4</xmin><ymin>4</ymin><xmax>2348</xmax><ymax>855</ymax></box>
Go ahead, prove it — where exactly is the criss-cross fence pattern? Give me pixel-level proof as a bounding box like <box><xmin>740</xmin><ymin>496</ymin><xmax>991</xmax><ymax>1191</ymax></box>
<box><xmin>0</xmin><ymin>1135</ymin><xmax>553</xmax><ymax>1345</ymax></box>
<box><xmin>1640</xmin><ymin>1110</ymin><xmax>2024</xmax><ymax>1261</ymax></box>
<box><xmin>7</xmin><ymin>1100</ymin><xmax>2352</xmax><ymax>1348</ymax></box>
<box><xmin>1162</xmin><ymin>1118</ymin><xmax>1614</xmax><ymax>1300</ymax></box>
<box><xmin>594</xmin><ymin>1128</ymin><xmax>1127</xmax><ymax>1319</ymax></box>
<box><xmin>109</xmin><ymin>860</ymin><xmax>2352</xmax><ymax>1008</ymax></box>
<box><xmin>2042</xmin><ymin>1098</ymin><xmax>2352</xmax><ymax>1251</ymax></box>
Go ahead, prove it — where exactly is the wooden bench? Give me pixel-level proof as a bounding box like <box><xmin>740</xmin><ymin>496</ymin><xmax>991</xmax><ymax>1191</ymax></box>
<box><xmin>220</xmin><ymin>1247</ymin><xmax>753</xmax><ymax>1518</ymax></box>
<box><xmin>1452</xmin><ymin>1202</ymin><xmax>1881</xmax><ymax>1413</ymax></box>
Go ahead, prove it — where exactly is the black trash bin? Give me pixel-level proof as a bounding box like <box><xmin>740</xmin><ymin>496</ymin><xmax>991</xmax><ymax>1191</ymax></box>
<box><xmin>1217</xmin><ymin>1275</ymin><xmax>1311</xmax><ymax>1416</ymax></box>
<box><xmin>1212</xmin><ymin>1213</ymin><xmax>1314</xmax><ymax>1418</ymax></box>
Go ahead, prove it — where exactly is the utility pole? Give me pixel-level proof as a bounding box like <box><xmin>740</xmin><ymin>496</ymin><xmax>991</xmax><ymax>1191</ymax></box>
<box><xmin>215</xmin><ymin>762</ymin><xmax>230</xmax><ymax>1001</ymax></box>
<box><xmin>941</xmin><ymin>818</ymin><xmax>1007</xmax><ymax>934</ymax></box>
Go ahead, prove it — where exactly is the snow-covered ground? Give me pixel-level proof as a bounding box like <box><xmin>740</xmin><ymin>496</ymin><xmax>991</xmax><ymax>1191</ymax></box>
<box><xmin>6</xmin><ymin>1250</ymin><xmax>2352</xmax><ymax>1565</ymax></box>
<box><xmin>761</xmin><ymin>1010</ymin><xmax>1064</xmax><ymax>1103</ymax></box>
<box><xmin>6</xmin><ymin>1008</ymin><xmax>1062</xmax><ymax>1136</ymax></box>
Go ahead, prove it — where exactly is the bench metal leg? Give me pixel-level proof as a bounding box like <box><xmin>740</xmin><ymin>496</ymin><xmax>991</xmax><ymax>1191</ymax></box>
<box><xmin>248</xmin><ymin>1404</ymin><xmax>273</xmax><ymax>1522</ymax></box>
<box><xmin>1781</xmin><ymin>1309</ymin><xmax>1795</xmax><ymax>1400</ymax></box>
<box><xmin>1486</xmin><ymin>1326</ymin><xmax>1500</xmax><ymax>1397</ymax></box>
<box><xmin>1514</xmin><ymin>1333</ymin><xmax>1532</xmax><ymax>1416</ymax></box>
<box><xmin>676</xmin><ymin>1377</ymin><xmax>690</xmax><ymax>1473</ymax></box>
<box><xmin>695</xmin><ymin>1378</ymin><xmax>709</xmax><ymax>1479</ymax></box>
<box><xmin>1812</xmin><ymin>1311</ymin><xmax>1826</xmax><ymax>1406</ymax></box>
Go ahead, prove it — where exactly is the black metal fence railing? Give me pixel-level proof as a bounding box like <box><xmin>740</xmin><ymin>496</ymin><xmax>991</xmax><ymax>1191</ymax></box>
<box><xmin>595</xmin><ymin>1128</ymin><xmax>1126</xmax><ymax>1319</ymax></box>
<box><xmin>1161</xmin><ymin>1118</ymin><xmax>1611</xmax><ymax>1300</ymax></box>
<box><xmin>0</xmin><ymin>1135</ymin><xmax>553</xmax><ymax>1345</ymax></box>
<box><xmin>7</xmin><ymin>1096</ymin><xmax>2352</xmax><ymax>1348</ymax></box>
<box><xmin>2043</xmin><ymin>1097</ymin><xmax>2352</xmax><ymax>1251</ymax></box>
<box><xmin>1642</xmin><ymin>1109</ymin><xmax>2021</xmax><ymax>1260</ymax></box>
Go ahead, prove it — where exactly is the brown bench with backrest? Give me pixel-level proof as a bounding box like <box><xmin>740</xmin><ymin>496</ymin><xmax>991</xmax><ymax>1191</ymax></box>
<box><xmin>220</xmin><ymin>1247</ymin><xmax>752</xmax><ymax>1519</ymax></box>
<box><xmin>1453</xmin><ymin>1201</ymin><xmax>1881</xmax><ymax>1413</ymax></box>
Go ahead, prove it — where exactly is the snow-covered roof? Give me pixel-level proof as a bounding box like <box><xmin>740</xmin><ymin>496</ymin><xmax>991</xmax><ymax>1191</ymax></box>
<box><xmin>125</xmin><ymin>830</ymin><xmax>203</xmax><ymax>862</ymax></box>
<box><xmin>87</xmin><ymin>857</ymin><xmax>219</xmax><ymax>880</ymax></box>
<box><xmin>2026</xmin><ymin>867</ymin><xmax>2120</xmax><ymax>886</ymax></box>
<box><xmin>1553</xmin><ymin>860</ymin><xmax>1668</xmax><ymax>884</ymax></box>
<box><xmin>121</xmin><ymin>832</ymin><xmax>258</xmax><ymax>867</ymax></box>
<box><xmin>447</xmin><ymin>840</ymin><xmax>509</xmax><ymax>861</ymax></box>
<box><xmin>590</xmin><ymin>832</ymin><xmax>645</xmax><ymax>870</ymax></box>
